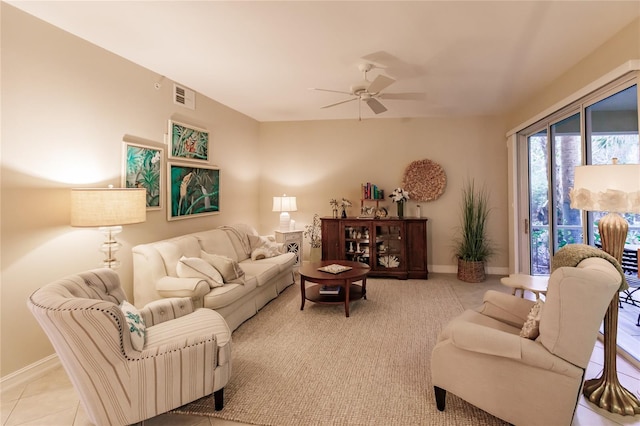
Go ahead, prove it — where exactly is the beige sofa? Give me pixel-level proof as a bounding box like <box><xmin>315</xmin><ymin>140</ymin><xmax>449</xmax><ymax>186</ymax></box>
<box><xmin>133</xmin><ymin>224</ymin><xmax>296</xmax><ymax>331</ymax></box>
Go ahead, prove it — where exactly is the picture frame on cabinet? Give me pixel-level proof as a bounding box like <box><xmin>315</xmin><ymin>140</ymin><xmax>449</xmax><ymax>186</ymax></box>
<box><xmin>168</xmin><ymin>119</ymin><xmax>209</xmax><ymax>162</ymax></box>
<box><xmin>167</xmin><ymin>162</ymin><xmax>220</xmax><ymax>221</ymax></box>
<box><xmin>122</xmin><ymin>141</ymin><xmax>163</xmax><ymax>211</ymax></box>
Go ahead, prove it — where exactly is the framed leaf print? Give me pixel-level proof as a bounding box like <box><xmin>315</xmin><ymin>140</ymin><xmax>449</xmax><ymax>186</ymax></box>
<box><xmin>168</xmin><ymin>119</ymin><xmax>209</xmax><ymax>162</ymax></box>
<box><xmin>122</xmin><ymin>142</ymin><xmax>163</xmax><ymax>210</ymax></box>
<box><xmin>167</xmin><ymin>162</ymin><xmax>220</xmax><ymax>221</ymax></box>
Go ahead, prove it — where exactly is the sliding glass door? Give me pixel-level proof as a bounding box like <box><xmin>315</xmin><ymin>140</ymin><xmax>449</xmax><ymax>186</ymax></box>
<box><xmin>522</xmin><ymin>82</ymin><xmax>638</xmax><ymax>275</ymax></box>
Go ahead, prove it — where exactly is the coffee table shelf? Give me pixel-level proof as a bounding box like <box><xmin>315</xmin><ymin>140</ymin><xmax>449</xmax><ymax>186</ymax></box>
<box><xmin>304</xmin><ymin>283</ymin><xmax>365</xmax><ymax>304</ymax></box>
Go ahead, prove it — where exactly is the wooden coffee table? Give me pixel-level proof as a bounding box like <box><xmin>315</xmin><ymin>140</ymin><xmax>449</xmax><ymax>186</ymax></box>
<box><xmin>299</xmin><ymin>260</ymin><xmax>370</xmax><ymax>317</ymax></box>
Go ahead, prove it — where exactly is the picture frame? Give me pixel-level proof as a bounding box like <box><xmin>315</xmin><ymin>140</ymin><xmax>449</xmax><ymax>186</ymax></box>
<box><xmin>167</xmin><ymin>162</ymin><xmax>220</xmax><ymax>221</ymax></box>
<box><xmin>168</xmin><ymin>119</ymin><xmax>209</xmax><ymax>162</ymax></box>
<box><xmin>122</xmin><ymin>141</ymin><xmax>163</xmax><ymax>210</ymax></box>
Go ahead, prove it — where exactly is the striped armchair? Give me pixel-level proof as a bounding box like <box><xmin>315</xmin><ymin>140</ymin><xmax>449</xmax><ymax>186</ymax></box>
<box><xmin>27</xmin><ymin>268</ymin><xmax>231</xmax><ymax>426</ymax></box>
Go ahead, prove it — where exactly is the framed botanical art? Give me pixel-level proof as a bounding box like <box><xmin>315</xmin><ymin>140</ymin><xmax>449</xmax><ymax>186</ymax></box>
<box><xmin>167</xmin><ymin>162</ymin><xmax>220</xmax><ymax>221</ymax></box>
<box><xmin>122</xmin><ymin>142</ymin><xmax>163</xmax><ymax>210</ymax></box>
<box><xmin>168</xmin><ymin>119</ymin><xmax>209</xmax><ymax>162</ymax></box>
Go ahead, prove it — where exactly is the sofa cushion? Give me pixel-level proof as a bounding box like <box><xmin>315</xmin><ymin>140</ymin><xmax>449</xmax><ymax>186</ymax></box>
<box><xmin>176</xmin><ymin>256</ymin><xmax>224</xmax><ymax>288</ymax></box>
<box><xmin>195</xmin><ymin>229</ymin><xmax>240</xmax><ymax>262</ymax></box>
<box><xmin>252</xmin><ymin>252</ymin><xmax>296</xmax><ymax>273</ymax></box>
<box><xmin>238</xmin><ymin>262</ymin><xmax>281</xmax><ymax>286</ymax></box>
<box><xmin>154</xmin><ymin>237</ymin><xmax>202</xmax><ymax>276</ymax></box>
<box><xmin>203</xmin><ymin>280</ymin><xmax>257</xmax><ymax>310</ymax></box>
<box><xmin>120</xmin><ymin>300</ymin><xmax>146</xmax><ymax>351</ymax></box>
<box><xmin>201</xmin><ymin>252</ymin><xmax>245</xmax><ymax>282</ymax></box>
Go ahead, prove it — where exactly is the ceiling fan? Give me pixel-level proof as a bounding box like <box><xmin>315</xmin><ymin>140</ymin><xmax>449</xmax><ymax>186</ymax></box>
<box><xmin>311</xmin><ymin>63</ymin><xmax>425</xmax><ymax>120</ymax></box>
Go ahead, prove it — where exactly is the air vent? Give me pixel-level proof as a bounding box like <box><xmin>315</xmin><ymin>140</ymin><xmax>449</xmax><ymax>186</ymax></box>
<box><xmin>173</xmin><ymin>83</ymin><xmax>195</xmax><ymax>110</ymax></box>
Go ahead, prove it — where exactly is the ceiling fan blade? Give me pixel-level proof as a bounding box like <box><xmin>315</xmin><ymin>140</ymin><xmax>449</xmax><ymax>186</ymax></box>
<box><xmin>321</xmin><ymin>97</ymin><xmax>358</xmax><ymax>109</ymax></box>
<box><xmin>310</xmin><ymin>87</ymin><xmax>352</xmax><ymax>95</ymax></box>
<box><xmin>367</xmin><ymin>75</ymin><xmax>395</xmax><ymax>94</ymax></box>
<box><xmin>379</xmin><ymin>92</ymin><xmax>426</xmax><ymax>101</ymax></box>
<box><xmin>365</xmin><ymin>98</ymin><xmax>387</xmax><ymax>114</ymax></box>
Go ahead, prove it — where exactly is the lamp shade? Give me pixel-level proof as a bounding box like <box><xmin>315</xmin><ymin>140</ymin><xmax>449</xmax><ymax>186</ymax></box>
<box><xmin>570</xmin><ymin>164</ymin><xmax>640</xmax><ymax>214</ymax></box>
<box><xmin>272</xmin><ymin>195</ymin><xmax>297</xmax><ymax>212</ymax></box>
<box><xmin>71</xmin><ymin>188</ymin><xmax>147</xmax><ymax>227</ymax></box>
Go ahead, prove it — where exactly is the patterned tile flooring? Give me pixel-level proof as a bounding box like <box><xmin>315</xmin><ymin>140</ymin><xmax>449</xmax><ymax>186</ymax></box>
<box><xmin>2</xmin><ymin>275</ymin><xmax>639</xmax><ymax>426</ymax></box>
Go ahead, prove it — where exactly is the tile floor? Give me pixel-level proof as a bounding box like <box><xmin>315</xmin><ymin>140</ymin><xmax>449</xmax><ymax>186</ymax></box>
<box><xmin>2</xmin><ymin>275</ymin><xmax>639</xmax><ymax>426</ymax></box>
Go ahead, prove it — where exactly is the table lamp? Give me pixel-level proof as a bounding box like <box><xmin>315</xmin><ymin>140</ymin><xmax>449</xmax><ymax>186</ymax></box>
<box><xmin>71</xmin><ymin>186</ymin><xmax>147</xmax><ymax>269</ymax></box>
<box><xmin>570</xmin><ymin>159</ymin><xmax>640</xmax><ymax>415</ymax></box>
<box><xmin>272</xmin><ymin>194</ymin><xmax>297</xmax><ymax>232</ymax></box>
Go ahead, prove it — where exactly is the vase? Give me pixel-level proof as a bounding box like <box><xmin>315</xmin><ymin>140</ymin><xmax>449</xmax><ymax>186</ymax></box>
<box><xmin>397</xmin><ymin>201</ymin><xmax>404</xmax><ymax>218</ymax></box>
<box><xmin>341</xmin><ymin>208</ymin><xmax>347</xmax><ymax>218</ymax></box>
<box><xmin>333</xmin><ymin>208</ymin><xmax>338</xmax><ymax>219</ymax></box>
<box><xmin>309</xmin><ymin>246</ymin><xmax>322</xmax><ymax>262</ymax></box>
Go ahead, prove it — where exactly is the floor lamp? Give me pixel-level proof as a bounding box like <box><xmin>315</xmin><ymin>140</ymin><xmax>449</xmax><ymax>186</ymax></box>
<box><xmin>570</xmin><ymin>161</ymin><xmax>640</xmax><ymax>416</ymax></box>
<box><xmin>71</xmin><ymin>187</ymin><xmax>147</xmax><ymax>269</ymax></box>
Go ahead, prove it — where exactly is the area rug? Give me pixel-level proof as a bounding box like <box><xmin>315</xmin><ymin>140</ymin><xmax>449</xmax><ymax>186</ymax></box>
<box><xmin>172</xmin><ymin>277</ymin><xmax>507</xmax><ymax>425</ymax></box>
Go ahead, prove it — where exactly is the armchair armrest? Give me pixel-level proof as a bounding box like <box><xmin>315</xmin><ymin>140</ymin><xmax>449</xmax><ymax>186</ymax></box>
<box><xmin>450</xmin><ymin>319</ymin><xmax>522</xmax><ymax>359</ymax></box>
<box><xmin>477</xmin><ymin>290</ymin><xmax>535</xmax><ymax>328</ymax></box>
<box><xmin>140</xmin><ymin>297</ymin><xmax>195</xmax><ymax>326</ymax></box>
<box><xmin>156</xmin><ymin>276</ymin><xmax>210</xmax><ymax>299</ymax></box>
<box><xmin>448</xmin><ymin>320</ymin><xmax>582</xmax><ymax>378</ymax></box>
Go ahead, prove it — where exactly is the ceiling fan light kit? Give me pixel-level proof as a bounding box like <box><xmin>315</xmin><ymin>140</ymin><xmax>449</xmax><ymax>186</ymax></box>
<box><xmin>312</xmin><ymin>62</ymin><xmax>424</xmax><ymax>120</ymax></box>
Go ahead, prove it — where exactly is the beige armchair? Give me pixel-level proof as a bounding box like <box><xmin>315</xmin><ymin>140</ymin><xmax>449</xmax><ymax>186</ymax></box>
<box><xmin>28</xmin><ymin>268</ymin><xmax>231</xmax><ymax>426</ymax></box>
<box><xmin>431</xmin><ymin>257</ymin><xmax>621</xmax><ymax>426</ymax></box>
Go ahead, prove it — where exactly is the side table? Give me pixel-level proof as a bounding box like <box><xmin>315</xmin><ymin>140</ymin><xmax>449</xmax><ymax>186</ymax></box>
<box><xmin>275</xmin><ymin>230</ymin><xmax>303</xmax><ymax>268</ymax></box>
<box><xmin>500</xmin><ymin>274</ymin><xmax>549</xmax><ymax>300</ymax></box>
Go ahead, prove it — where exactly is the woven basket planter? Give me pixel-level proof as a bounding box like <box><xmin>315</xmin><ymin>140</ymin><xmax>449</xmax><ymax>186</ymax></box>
<box><xmin>457</xmin><ymin>258</ymin><xmax>486</xmax><ymax>283</ymax></box>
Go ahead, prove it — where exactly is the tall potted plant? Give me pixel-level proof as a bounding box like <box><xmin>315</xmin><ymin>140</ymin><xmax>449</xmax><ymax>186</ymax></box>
<box><xmin>454</xmin><ymin>179</ymin><xmax>494</xmax><ymax>282</ymax></box>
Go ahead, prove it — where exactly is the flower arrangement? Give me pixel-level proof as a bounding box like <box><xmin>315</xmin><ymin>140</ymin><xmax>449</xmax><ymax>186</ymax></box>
<box><xmin>389</xmin><ymin>188</ymin><xmax>410</xmax><ymax>203</ymax></box>
<box><xmin>304</xmin><ymin>214</ymin><xmax>322</xmax><ymax>248</ymax></box>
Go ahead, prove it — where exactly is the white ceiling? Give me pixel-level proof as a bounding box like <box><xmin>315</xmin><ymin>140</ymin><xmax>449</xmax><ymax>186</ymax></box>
<box><xmin>7</xmin><ymin>1</ymin><xmax>640</xmax><ymax>122</ymax></box>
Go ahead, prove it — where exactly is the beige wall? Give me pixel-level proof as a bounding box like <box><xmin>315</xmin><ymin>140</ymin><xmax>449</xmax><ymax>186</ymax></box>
<box><xmin>258</xmin><ymin>118</ymin><xmax>509</xmax><ymax>273</ymax></box>
<box><xmin>506</xmin><ymin>17</ymin><xmax>640</xmax><ymax>130</ymax></box>
<box><xmin>1</xmin><ymin>5</ymin><xmax>261</xmax><ymax>376</ymax></box>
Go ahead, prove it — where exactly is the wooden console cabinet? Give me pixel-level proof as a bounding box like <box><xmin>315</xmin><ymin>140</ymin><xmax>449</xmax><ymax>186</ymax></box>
<box><xmin>321</xmin><ymin>217</ymin><xmax>428</xmax><ymax>279</ymax></box>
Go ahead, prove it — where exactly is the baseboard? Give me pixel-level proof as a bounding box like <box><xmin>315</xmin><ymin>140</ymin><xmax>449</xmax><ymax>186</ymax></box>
<box><xmin>0</xmin><ymin>354</ymin><xmax>60</xmax><ymax>392</ymax></box>
<box><xmin>430</xmin><ymin>265</ymin><xmax>509</xmax><ymax>276</ymax></box>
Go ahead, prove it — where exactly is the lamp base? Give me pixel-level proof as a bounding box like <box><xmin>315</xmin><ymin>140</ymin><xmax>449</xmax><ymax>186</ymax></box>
<box><xmin>99</xmin><ymin>226</ymin><xmax>122</xmax><ymax>269</ymax></box>
<box><xmin>279</xmin><ymin>212</ymin><xmax>291</xmax><ymax>232</ymax></box>
<box><xmin>583</xmin><ymin>212</ymin><xmax>640</xmax><ymax>415</ymax></box>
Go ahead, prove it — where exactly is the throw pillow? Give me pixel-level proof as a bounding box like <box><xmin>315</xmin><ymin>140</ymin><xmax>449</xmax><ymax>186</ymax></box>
<box><xmin>201</xmin><ymin>252</ymin><xmax>245</xmax><ymax>283</ymax></box>
<box><xmin>120</xmin><ymin>300</ymin><xmax>146</xmax><ymax>351</ymax></box>
<box><xmin>176</xmin><ymin>256</ymin><xmax>224</xmax><ymax>288</ymax></box>
<box><xmin>248</xmin><ymin>234</ymin><xmax>284</xmax><ymax>260</ymax></box>
<box><xmin>520</xmin><ymin>299</ymin><xmax>544</xmax><ymax>339</ymax></box>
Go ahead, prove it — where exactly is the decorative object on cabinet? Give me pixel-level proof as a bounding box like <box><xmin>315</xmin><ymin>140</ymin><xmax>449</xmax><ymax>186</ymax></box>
<box><xmin>168</xmin><ymin>119</ymin><xmax>209</xmax><ymax>162</ymax></box>
<box><xmin>453</xmin><ymin>179</ymin><xmax>493</xmax><ymax>282</ymax></box>
<box><xmin>71</xmin><ymin>186</ymin><xmax>146</xmax><ymax>269</ymax></box>
<box><xmin>402</xmin><ymin>158</ymin><xmax>447</xmax><ymax>202</ymax></box>
<box><xmin>168</xmin><ymin>163</ymin><xmax>220</xmax><ymax>221</ymax></box>
<box><xmin>321</xmin><ymin>217</ymin><xmax>428</xmax><ymax>279</ymax></box>
<box><xmin>273</xmin><ymin>194</ymin><xmax>297</xmax><ymax>232</ymax></box>
<box><xmin>339</xmin><ymin>198</ymin><xmax>352</xmax><ymax>218</ymax></box>
<box><xmin>569</xmin><ymin>161</ymin><xmax>640</xmax><ymax>416</ymax></box>
<box><xmin>122</xmin><ymin>141</ymin><xmax>163</xmax><ymax>210</ymax></box>
<box><xmin>389</xmin><ymin>187</ymin><xmax>410</xmax><ymax>219</ymax></box>
<box><xmin>374</xmin><ymin>207</ymin><xmax>388</xmax><ymax>219</ymax></box>
<box><xmin>275</xmin><ymin>229</ymin><xmax>303</xmax><ymax>267</ymax></box>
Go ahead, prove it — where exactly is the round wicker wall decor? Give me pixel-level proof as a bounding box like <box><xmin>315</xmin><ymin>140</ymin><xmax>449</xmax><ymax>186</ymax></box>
<box><xmin>401</xmin><ymin>159</ymin><xmax>447</xmax><ymax>202</ymax></box>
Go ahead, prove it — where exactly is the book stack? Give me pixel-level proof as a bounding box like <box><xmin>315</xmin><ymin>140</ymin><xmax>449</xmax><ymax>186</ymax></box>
<box><xmin>319</xmin><ymin>285</ymin><xmax>341</xmax><ymax>295</ymax></box>
<box><xmin>361</xmin><ymin>182</ymin><xmax>384</xmax><ymax>200</ymax></box>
